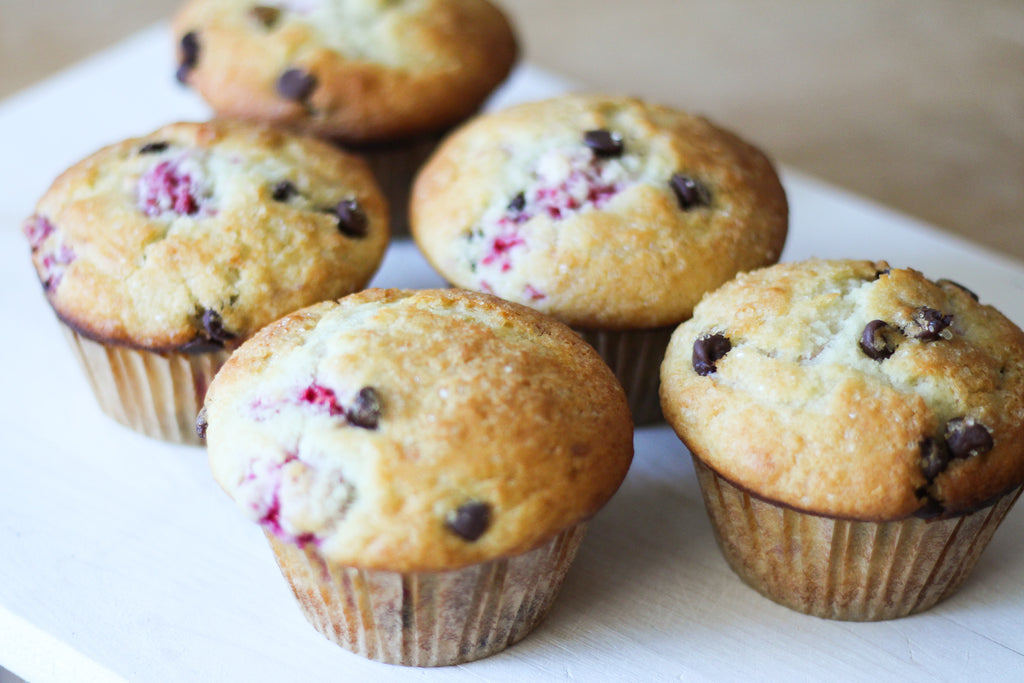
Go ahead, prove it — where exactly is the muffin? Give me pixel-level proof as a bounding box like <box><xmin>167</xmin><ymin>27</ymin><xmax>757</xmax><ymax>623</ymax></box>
<box><xmin>200</xmin><ymin>288</ymin><xmax>634</xmax><ymax>665</ymax></box>
<box><xmin>23</xmin><ymin>119</ymin><xmax>389</xmax><ymax>445</ymax></box>
<box><xmin>172</xmin><ymin>0</ymin><xmax>519</xmax><ymax>236</ymax></box>
<box><xmin>660</xmin><ymin>258</ymin><xmax>1024</xmax><ymax>620</ymax></box>
<box><xmin>411</xmin><ymin>93</ymin><xmax>788</xmax><ymax>423</ymax></box>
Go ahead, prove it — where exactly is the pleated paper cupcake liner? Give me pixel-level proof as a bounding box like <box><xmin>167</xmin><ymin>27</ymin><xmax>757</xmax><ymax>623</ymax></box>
<box><xmin>350</xmin><ymin>132</ymin><xmax>446</xmax><ymax>240</ymax></box>
<box><xmin>576</xmin><ymin>325</ymin><xmax>675</xmax><ymax>426</ymax></box>
<box><xmin>266</xmin><ymin>522</ymin><xmax>588</xmax><ymax>667</ymax></box>
<box><xmin>692</xmin><ymin>455</ymin><xmax>1023</xmax><ymax>621</ymax></box>
<box><xmin>61</xmin><ymin>323</ymin><xmax>229</xmax><ymax>445</ymax></box>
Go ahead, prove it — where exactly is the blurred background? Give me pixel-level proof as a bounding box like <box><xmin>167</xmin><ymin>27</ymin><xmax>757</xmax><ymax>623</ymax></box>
<box><xmin>1</xmin><ymin>0</ymin><xmax>1021</xmax><ymax>262</ymax></box>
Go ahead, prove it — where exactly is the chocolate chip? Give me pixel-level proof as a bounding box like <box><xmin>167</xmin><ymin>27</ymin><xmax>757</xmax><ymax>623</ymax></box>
<box><xmin>139</xmin><ymin>141</ymin><xmax>169</xmax><ymax>155</ymax></box>
<box><xmin>670</xmin><ymin>174</ymin><xmax>712</xmax><ymax>211</ymax></box>
<box><xmin>200</xmin><ymin>308</ymin><xmax>237</xmax><ymax>345</ymax></box>
<box><xmin>333</xmin><ymin>199</ymin><xmax>368</xmax><ymax>238</ymax></box>
<box><xmin>859</xmin><ymin>320</ymin><xmax>897</xmax><ymax>360</ymax></box>
<box><xmin>182</xmin><ymin>308</ymin><xmax>236</xmax><ymax>351</ymax></box>
<box><xmin>176</xmin><ymin>32</ymin><xmax>200</xmax><ymax>83</ymax></box>
<box><xmin>920</xmin><ymin>437</ymin><xmax>950</xmax><ymax>481</ymax></box>
<box><xmin>271</xmin><ymin>180</ymin><xmax>297</xmax><ymax>202</ymax></box>
<box><xmin>507</xmin><ymin>192</ymin><xmax>526</xmax><ymax>212</ymax></box>
<box><xmin>913</xmin><ymin>495</ymin><xmax>944</xmax><ymax>520</ymax></box>
<box><xmin>180</xmin><ymin>339</ymin><xmax>222</xmax><ymax>354</ymax></box>
<box><xmin>249</xmin><ymin>5</ymin><xmax>281</xmax><ymax>28</ymax></box>
<box><xmin>936</xmin><ymin>278</ymin><xmax>980</xmax><ymax>302</ymax></box>
<box><xmin>583</xmin><ymin>129</ymin><xmax>624</xmax><ymax>157</ymax></box>
<box><xmin>347</xmin><ymin>386</ymin><xmax>381</xmax><ymax>429</ymax></box>
<box><xmin>195</xmin><ymin>406</ymin><xmax>208</xmax><ymax>440</ymax></box>
<box><xmin>277</xmin><ymin>68</ymin><xmax>317</xmax><ymax>102</ymax></box>
<box><xmin>446</xmin><ymin>501</ymin><xmax>490</xmax><ymax>541</ymax></box>
<box><xmin>907</xmin><ymin>307</ymin><xmax>953</xmax><ymax>341</ymax></box>
<box><xmin>945</xmin><ymin>417</ymin><xmax>993</xmax><ymax>459</ymax></box>
<box><xmin>692</xmin><ymin>333</ymin><xmax>732</xmax><ymax>376</ymax></box>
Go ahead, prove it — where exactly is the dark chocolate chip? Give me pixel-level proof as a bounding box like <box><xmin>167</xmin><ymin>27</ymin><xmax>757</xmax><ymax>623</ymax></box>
<box><xmin>859</xmin><ymin>320</ymin><xmax>897</xmax><ymax>360</ymax></box>
<box><xmin>920</xmin><ymin>437</ymin><xmax>950</xmax><ymax>481</ymax></box>
<box><xmin>195</xmin><ymin>406</ymin><xmax>208</xmax><ymax>440</ymax></box>
<box><xmin>914</xmin><ymin>495</ymin><xmax>944</xmax><ymax>520</ymax></box>
<box><xmin>271</xmin><ymin>180</ymin><xmax>298</xmax><ymax>202</ymax></box>
<box><xmin>670</xmin><ymin>173</ymin><xmax>712</xmax><ymax>211</ymax></box>
<box><xmin>936</xmin><ymin>278</ymin><xmax>980</xmax><ymax>302</ymax></box>
<box><xmin>249</xmin><ymin>5</ymin><xmax>282</xmax><ymax>28</ymax></box>
<box><xmin>908</xmin><ymin>307</ymin><xmax>953</xmax><ymax>341</ymax></box>
<box><xmin>583</xmin><ymin>129</ymin><xmax>624</xmax><ymax>158</ymax></box>
<box><xmin>944</xmin><ymin>418</ymin><xmax>993</xmax><ymax>459</ymax></box>
<box><xmin>277</xmin><ymin>68</ymin><xmax>317</xmax><ymax>102</ymax></box>
<box><xmin>176</xmin><ymin>32</ymin><xmax>200</xmax><ymax>83</ymax></box>
<box><xmin>139</xmin><ymin>141</ymin><xmax>169</xmax><ymax>155</ymax></box>
<box><xmin>507</xmin><ymin>192</ymin><xmax>526</xmax><ymax>212</ymax></box>
<box><xmin>179</xmin><ymin>338</ymin><xmax>225</xmax><ymax>354</ymax></box>
<box><xmin>692</xmin><ymin>333</ymin><xmax>732</xmax><ymax>376</ymax></box>
<box><xmin>198</xmin><ymin>308</ymin><xmax>237</xmax><ymax>346</ymax></box>
<box><xmin>333</xmin><ymin>199</ymin><xmax>368</xmax><ymax>238</ymax></box>
<box><xmin>347</xmin><ymin>386</ymin><xmax>381</xmax><ymax>429</ymax></box>
<box><xmin>446</xmin><ymin>501</ymin><xmax>491</xmax><ymax>541</ymax></box>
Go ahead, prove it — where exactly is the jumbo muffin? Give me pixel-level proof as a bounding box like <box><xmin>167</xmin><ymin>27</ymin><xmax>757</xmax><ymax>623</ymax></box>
<box><xmin>172</xmin><ymin>0</ymin><xmax>519</xmax><ymax>235</ymax></box>
<box><xmin>23</xmin><ymin>119</ymin><xmax>389</xmax><ymax>444</ymax></box>
<box><xmin>411</xmin><ymin>93</ymin><xmax>788</xmax><ymax>423</ymax></box>
<box><xmin>200</xmin><ymin>288</ymin><xmax>634</xmax><ymax>665</ymax></box>
<box><xmin>660</xmin><ymin>258</ymin><xmax>1024</xmax><ymax>620</ymax></box>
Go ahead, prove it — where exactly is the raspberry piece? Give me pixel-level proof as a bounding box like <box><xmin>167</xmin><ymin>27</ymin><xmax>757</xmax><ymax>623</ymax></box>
<box><xmin>299</xmin><ymin>383</ymin><xmax>345</xmax><ymax>416</ymax></box>
<box><xmin>22</xmin><ymin>215</ymin><xmax>55</xmax><ymax>251</ymax></box>
<box><xmin>137</xmin><ymin>159</ymin><xmax>208</xmax><ymax>217</ymax></box>
<box><xmin>481</xmin><ymin>231</ymin><xmax>526</xmax><ymax>272</ymax></box>
<box><xmin>40</xmin><ymin>243</ymin><xmax>75</xmax><ymax>290</ymax></box>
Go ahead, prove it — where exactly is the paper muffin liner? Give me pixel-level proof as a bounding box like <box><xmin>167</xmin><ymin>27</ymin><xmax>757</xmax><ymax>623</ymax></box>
<box><xmin>265</xmin><ymin>522</ymin><xmax>588</xmax><ymax>667</ymax></box>
<box><xmin>576</xmin><ymin>325</ymin><xmax>675</xmax><ymax>426</ymax></box>
<box><xmin>60</xmin><ymin>322</ymin><xmax>229</xmax><ymax>445</ymax></box>
<box><xmin>692</xmin><ymin>455</ymin><xmax>1023</xmax><ymax>621</ymax></box>
<box><xmin>348</xmin><ymin>131</ymin><xmax>447</xmax><ymax>240</ymax></box>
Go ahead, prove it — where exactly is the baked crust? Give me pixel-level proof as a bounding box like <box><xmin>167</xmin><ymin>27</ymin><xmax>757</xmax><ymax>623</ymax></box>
<box><xmin>173</xmin><ymin>0</ymin><xmax>518</xmax><ymax>142</ymax></box>
<box><xmin>25</xmin><ymin>119</ymin><xmax>389</xmax><ymax>350</ymax></box>
<box><xmin>660</xmin><ymin>259</ymin><xmax>1024</xmax><ymax>519</ymax></box>
<box><xmin>411</xmin><ymin>93</ymin><xmax>788</xmax><ymax>329</ymax></box>
<box><xmin>203</xmin><ymin>288</ymin><xmax>634</xmax><ymax>571</ymax></box>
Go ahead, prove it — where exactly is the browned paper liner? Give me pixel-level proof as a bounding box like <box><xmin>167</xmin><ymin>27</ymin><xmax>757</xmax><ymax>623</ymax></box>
<box><xmin>692</xmin><ymin>456</ymin><xmax>1023</xmax><ymax>621</ymax></box>
<box><xmin>61</xmin><ymin>323</ymin><xmax>228</xmax><ymax>445</ymax></box>
<box><xmin>266</xmin><ymin>522</ymin><xmax>588</xmax><ymax>666</ymax></box>
<box><xmin>576</xmin><ymin>325</ymin><xmax>675</xmax><ymax>426</ymax></box>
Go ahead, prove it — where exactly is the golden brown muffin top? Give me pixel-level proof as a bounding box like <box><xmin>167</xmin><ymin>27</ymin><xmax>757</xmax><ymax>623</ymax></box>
<box><xmin>660</xmin><ymin>259</ymin><xmax>1024</xmax><ymax>520</ymax></box>
<box><xmin>24</xmin><ymin>119</ymin><xmax>389</xmax><ymax>351</ymax></box>
<box><xmin>202</xmin><ymin>288</ymin><xmax>634</xmax><ymax>571</ymax></box>
<box><xmin>411</xmin><ymin>93</ymin><xmax>788</xmax><ymax>330</ymax></box>
<box><xmin>173</xmin><ymin>0</ymin><xmax>518</xmax><ymax>142</ymax></box>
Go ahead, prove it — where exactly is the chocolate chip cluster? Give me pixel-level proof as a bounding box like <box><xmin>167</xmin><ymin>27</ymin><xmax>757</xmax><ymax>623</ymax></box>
<box><xmin>918</xmin><ymin>416</ymin><xmax>995</xmax><ymax>516</ymax></box>
<box><xmin>859</xmin><ymin>306</ymin><xmax>954</xmax><ymax>361</ymax></box>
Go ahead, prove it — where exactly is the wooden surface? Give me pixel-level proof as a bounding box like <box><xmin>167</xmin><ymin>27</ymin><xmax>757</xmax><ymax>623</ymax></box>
<box><xmin>1</xmin><ymin>0</ymin><xmax>1021</xmax><ymax>262</ymax></box>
